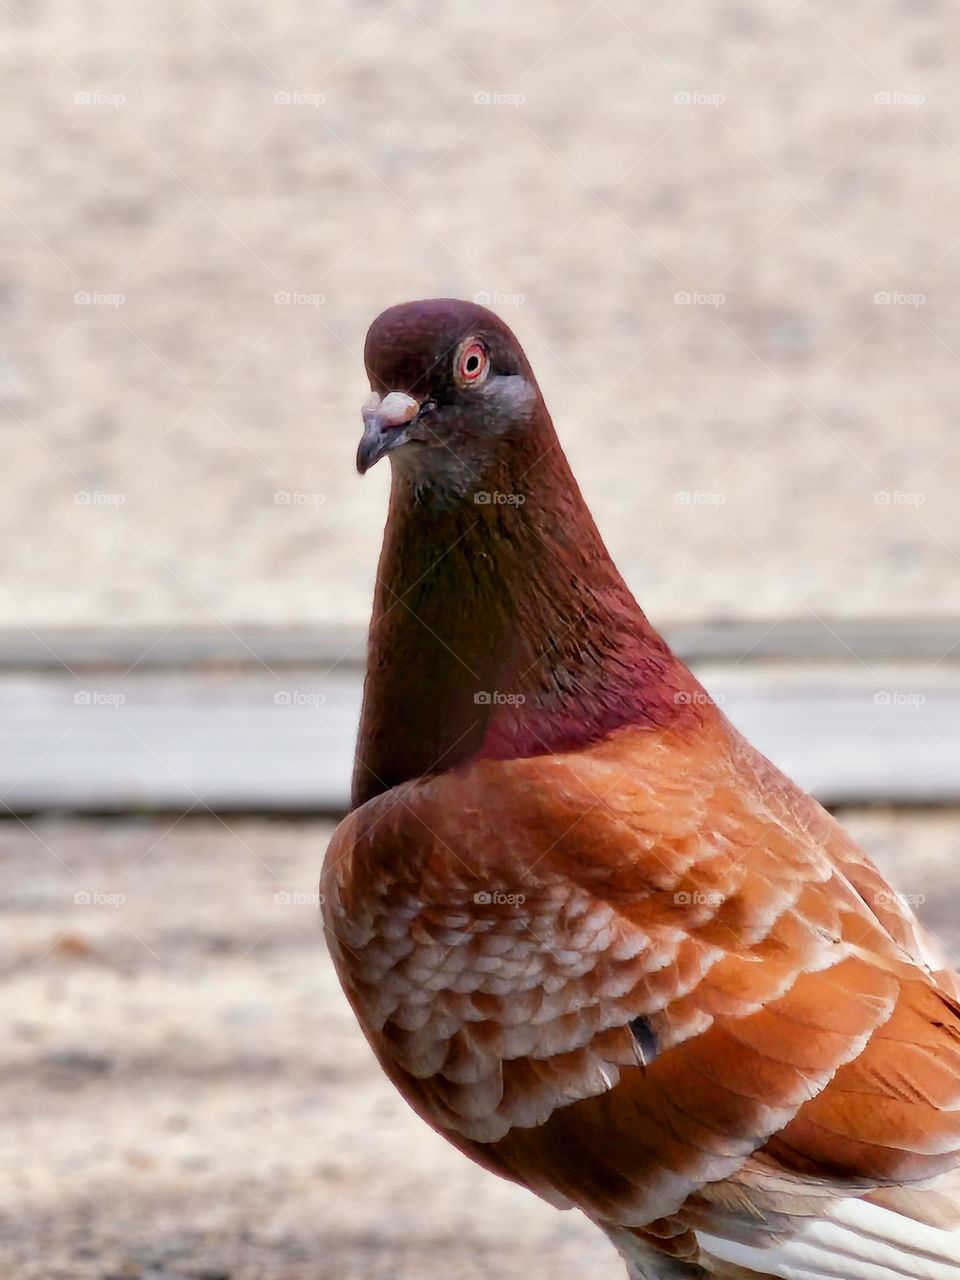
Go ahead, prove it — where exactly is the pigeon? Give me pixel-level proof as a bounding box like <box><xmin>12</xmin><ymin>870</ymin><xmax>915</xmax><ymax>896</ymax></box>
<box><xmin>321</xmin><ymin>298</ymin><xmax>960</xmax><ymax>1279</ymax></box>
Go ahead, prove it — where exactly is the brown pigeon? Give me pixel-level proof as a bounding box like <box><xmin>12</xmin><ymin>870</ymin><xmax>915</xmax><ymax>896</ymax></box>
<box><xmin>321</xmin><ymin>298</ymin><xmax>960</xmax><ymax>1278</ymax></box>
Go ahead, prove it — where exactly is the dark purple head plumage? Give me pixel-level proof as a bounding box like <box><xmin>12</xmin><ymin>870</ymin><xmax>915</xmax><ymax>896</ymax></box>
<box><xmin>350</xmin><ymin>299</ymin><xmax>711</xmax><ymax>810</ymax></box>
<box><xmin>363</xmin><ymin>298</ymin><xmax>532</xmax><ymax>399</ymax></box>
<box><xmin>356</xmin><ymin>299</ymin><xmax>541</xmax><ymax>483</ymax></box>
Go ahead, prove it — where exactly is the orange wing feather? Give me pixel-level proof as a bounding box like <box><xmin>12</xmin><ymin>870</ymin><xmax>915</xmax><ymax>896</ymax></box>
<box><xmin>322</xmin><ymin>714</ymin><xmax>960</xmax><ymax>1268</ymax></box>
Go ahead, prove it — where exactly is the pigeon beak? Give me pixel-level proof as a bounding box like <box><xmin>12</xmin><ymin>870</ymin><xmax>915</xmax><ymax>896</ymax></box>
<box><xmin>356</xmin><ymin>391</ymin><xmax>421</xmax><ymax>474</ymax></box>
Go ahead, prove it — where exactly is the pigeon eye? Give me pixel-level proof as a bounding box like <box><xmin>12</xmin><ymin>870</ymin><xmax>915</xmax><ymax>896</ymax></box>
<box><xmin>456</xmin><ymin>340</ymin><xmax>489</xmax><ymax>386</ymax></box>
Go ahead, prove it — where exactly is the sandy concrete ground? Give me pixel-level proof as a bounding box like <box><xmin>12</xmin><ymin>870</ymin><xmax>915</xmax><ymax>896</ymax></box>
<box><xmin>2</xmin><ymin>1</ymin><xmax>960</xmax><ymax>633</ymax></box>
<box><xmin>3</xmin><ymin>811</ymin><xmax>959</xmax><ymax>1280</ymax></box>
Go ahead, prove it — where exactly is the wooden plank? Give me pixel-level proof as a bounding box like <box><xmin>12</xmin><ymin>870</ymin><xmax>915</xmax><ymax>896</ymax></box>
<box><xmin>2</xmin><ymin>664</ymin><xmax>958</xmax><ymax>814</ymax></box>
<box><xmin>0</xmin><ymin>624</ymin><xmax>366</xmax><ymax>672</ymax></box>
<box><xmin>1</xmin><ymin>618</ymin><xmax>958</xmax><ymax>671</ymax></box>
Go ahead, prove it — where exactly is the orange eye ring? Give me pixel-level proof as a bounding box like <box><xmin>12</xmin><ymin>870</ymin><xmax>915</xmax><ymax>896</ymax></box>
<box><xmin>455</xmin><ymin>339</ymin><xmax>489</xmax><ymax>385</ymax></box>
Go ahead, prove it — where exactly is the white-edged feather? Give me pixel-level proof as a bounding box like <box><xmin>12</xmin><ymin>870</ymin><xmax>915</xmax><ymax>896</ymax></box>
<box><xmin>698</xmin><ymin>1195</ymin><xmax>960</xmax><ymax>1278</ymax></box>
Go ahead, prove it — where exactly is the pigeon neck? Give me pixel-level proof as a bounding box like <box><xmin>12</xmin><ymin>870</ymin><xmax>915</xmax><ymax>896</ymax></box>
<box><xmin>351</xmin><ymin>430</ymin><xmax>707</xmax><ymax>809</ymax></box>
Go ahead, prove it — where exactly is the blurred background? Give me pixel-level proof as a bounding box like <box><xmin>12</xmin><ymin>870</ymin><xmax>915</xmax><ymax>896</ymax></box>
<box><xmin>3</xmin><ymin>2</ymin><xmax>960</xmax><ymax>1277</ymax></box>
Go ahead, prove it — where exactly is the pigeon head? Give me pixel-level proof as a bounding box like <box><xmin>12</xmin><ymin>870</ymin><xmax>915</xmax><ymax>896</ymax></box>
<box><xmin>357</xmin><ymin>298</ymin><xmax>541</xmax><ymax>488</ymax></box>
<box><xmin>351</xmin><ymin>299</ymin><xmax>710</xmax><ymax>807</ymax></box>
